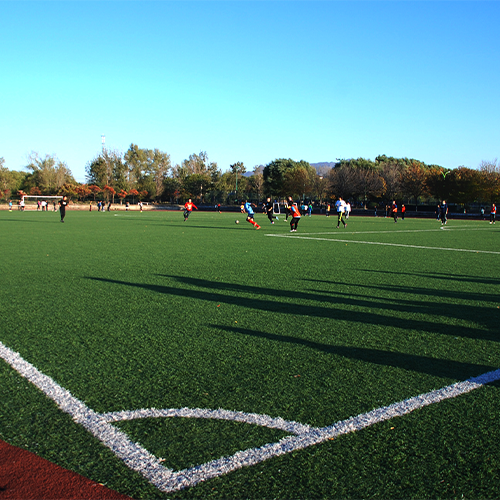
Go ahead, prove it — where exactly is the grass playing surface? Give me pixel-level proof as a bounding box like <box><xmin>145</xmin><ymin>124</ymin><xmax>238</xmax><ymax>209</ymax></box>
<box><xmin>1</xmin><ymin>208</ymin><xmax>499</xmax><ymax>499</ymax></box>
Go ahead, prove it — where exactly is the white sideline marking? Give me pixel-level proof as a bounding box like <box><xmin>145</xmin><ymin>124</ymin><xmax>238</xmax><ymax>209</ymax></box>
<box><xmin>266</xmin><ymin>234</ymin><xmax>500</xmax><ymax>254</ymax></box>
<box><xmin>1</xmin><ymin>340</ymin><xmax>499</xmax><ymax>493</ymax></box>
<box><xmin>293</xmin><ymin>226</ymin><xmax>491</xmax><ymax>236</ymax></box>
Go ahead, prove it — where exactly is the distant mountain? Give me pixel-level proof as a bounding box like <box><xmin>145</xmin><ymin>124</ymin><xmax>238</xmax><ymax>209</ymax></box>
<box><xmin>311</xmin><ymin>162</ymin><xmax>336</xmax><ymax>176</ymax></box>
<box><xmin>242</xmin><ymin>165</ymin><xmax>264</xmax><ymax>177</ymax></box>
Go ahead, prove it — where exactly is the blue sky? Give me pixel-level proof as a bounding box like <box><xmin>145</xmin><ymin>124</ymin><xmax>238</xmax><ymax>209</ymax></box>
<box><xmin>1</xmin><ymin>1</ymin><xmax>499</xmax><ymax>183</ymax></box>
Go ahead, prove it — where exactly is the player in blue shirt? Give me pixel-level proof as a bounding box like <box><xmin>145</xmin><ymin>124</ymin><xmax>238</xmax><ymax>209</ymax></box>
<box><xmin>244</xmin><ymin>200</ymin><xmax>261</xmax><ymax>230</ymax></box>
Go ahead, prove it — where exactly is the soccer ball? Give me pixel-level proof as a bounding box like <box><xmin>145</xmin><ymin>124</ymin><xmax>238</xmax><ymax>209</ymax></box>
<box><xmin>235</xmin><ymin>220</ymin><xmax>239</xmax><ymax>224</ymax></box>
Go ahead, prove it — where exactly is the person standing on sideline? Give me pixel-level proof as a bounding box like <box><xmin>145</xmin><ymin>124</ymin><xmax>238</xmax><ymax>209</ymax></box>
<box><xmin>391</xmin><ymin>200</ymin><xmax>398</xmax><ymax>223</ymax></box>
<box><xmin>243</xmin><ymin>200</ymin><xmax>261</xmax><ymax>229</ymax></box>
<box><xmin>183</xmin><ymin>199</ymin><xmax>198</xmax><ymax>221</ymax></box>
<box><xmin>490</xmin><ymin>203</ymin><xmax>496</xmax><ymax>224</ymax></box>
<box><xmin>440</xmin><ymin>200</ymin><xmax>448</xmax><ymax>225</ymax></box>
<box><xmin>326</xmin><ymin>202</ymin><xmax>331</xmax><ymax>217</ymax></box>
<box><xmin>288</xmin><ymin>202</ymin><xmax>301</xmax><ymax>232</ymax></box>
<box><xmin>58</xmin><ymin>196</ymin><xmax>68</xmax><ymax>222</ymax></box>
<box><xmin>9</xmin><ymin>200</ymin><xmax>12</xmax><ymax>211</ymax></box>
<box><xmin>401</xmin><ymin>204</ymin><xmax>406</xmax><ymax>220</ymax></box>
<box><xmin>335</xmin><ymin>197</ymin><xmax>347</xmax><ymax>228</ymax></box>
<box><xmin>265</xmin><ymin>197</ymin><xmax>278</xmax><ymax>224</ymax></box>
<box><xmin>345</xmin><ymin>201</ymin><xmax>351</xmax><ymax>219</ymax></box>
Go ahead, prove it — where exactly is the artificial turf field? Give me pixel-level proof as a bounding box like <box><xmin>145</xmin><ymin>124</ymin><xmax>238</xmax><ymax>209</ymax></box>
<box><xmin>1</xmin><ymin>208</ymin><xmax>499</xmax><ymax>499</ymax></box>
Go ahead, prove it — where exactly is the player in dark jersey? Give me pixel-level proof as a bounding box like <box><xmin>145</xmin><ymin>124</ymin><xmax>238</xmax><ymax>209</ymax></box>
<box><xmin>265</xmin><ymin>197</ymin><xmax>279</xmax><ymax>224</ymax></box>
<box><xmin>58</xmin><ymin>196</ymin><xmax>68</xmax><ymax>222</ymax></box>
<box><xmin>440</xmin><ymin>200</ymin><xmax>448</xmax><ymax>225</ymax></box>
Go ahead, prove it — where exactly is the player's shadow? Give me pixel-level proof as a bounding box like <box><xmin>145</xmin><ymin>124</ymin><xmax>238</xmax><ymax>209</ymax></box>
<box><xmin>211</xmin><ymin>324</ymin><xmax>496</xmax><ymax>382</ymax></box>
<box><xmin>86</xmin><ymin>275</ymin><xmax>498</xmax><ymax>343</ymax></box>
<box><xmin>354</xmin><ymin>269</ymin><xmax>500</xmax><ymax>286</ymax></box>
<box><xmin>114</xmin><ymin>217</ymin><xmax>245</xmax><ymax>231</ymax></box>
<box><xmin>159</xmin><ymin>274</ymin><xmax>498</xmax><ymax>341</ymax></box>
<box><xmin>302</xmin><ymin>278</ymin><xmax>499</xmax><ymax>336</ymax></box>
<box><xmin>0</xmin><ymin>216</ymin><xmax>59</xmax><ymax>223</ymax></box>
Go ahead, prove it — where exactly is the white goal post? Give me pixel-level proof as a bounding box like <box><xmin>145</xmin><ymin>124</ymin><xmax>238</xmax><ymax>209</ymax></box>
<box><xmin>21</xmin><ymin>196</ymin><xmax>63</xmax><ymax>199</ymax></box>
<box><xmin>19</xmin><ymin>195</ymin><xmax>63</xmax><ymax>210</ymax></box>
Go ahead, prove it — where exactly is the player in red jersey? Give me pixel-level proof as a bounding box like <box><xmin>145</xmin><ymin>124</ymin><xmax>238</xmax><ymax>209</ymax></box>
<box><xmin>288</xmin><ymin>202</ymin><xmax>301</xmax><ymax>232</ymax></box>
<box><xmin>184</xmin><ymin>199</ymin><xmax>198</xmax><ymax>221</ymax></box>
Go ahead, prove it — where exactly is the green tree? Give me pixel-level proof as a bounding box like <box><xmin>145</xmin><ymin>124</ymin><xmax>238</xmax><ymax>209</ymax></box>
<box><xmin>163</xmin><ymin>177</ymin><xmax>181</xmax><ymax>203</ymax></box>
<box><xmin>25</xmin><ymin>152</ymin><xmax>75</xmax><ymax>195</ymax></box>
<box><xmin>85</xmin><ymin>149</ymin><xmax>123</xmax><ymax>189</ymax></box>
<box><xmin>425</xmin><ymin>167</ymin><xmax>451</xmax><ymax>202</ymax></box>
<box><xmin>230</xmin><ymin>161</ymin><xmax>246</xmax><ymax>200</ymax></box>
<box><xmin>447</xmin><ymin>167</ymin><xmax>482</xmax><ymax>206</ymax></box>
<box><xmin>124</xmin><ymin>144</ymin><xmax>171</xmax><ymax>200</ymax></box>
<box><xmin>263</xmin><ymin>159</ymin><xmax>315</xmax><ymax>198</ymax></box>
<box><xmin>327</xmin><ymin>164</ymin><xmax>357</xmax><ymax>200</ymax></box>
<box><xmin>400</xmin><ymin>160</ymin><xmax>429</xmax><ymax>208</ymax></box>
<box><xmin>376</xmin><ymin>156</ymin><xmax>405</xmax><ymax>202</ymax></box>
<box><xmin>173</xmin><ymin>152</ymin><xmax>219</xmax><ymax>203</ymax></box>
<box><xmin>246</xmin><ymin>166</ymin><xmax>265</xmax><ymax>200</ymax></box>
<box><xmin>478</xmin><ymin>159</ymin><xmax>500</xmax><ymax>204</ymax></box>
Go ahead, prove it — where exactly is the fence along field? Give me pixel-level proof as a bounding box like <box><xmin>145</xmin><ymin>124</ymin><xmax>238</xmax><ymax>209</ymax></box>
<box><xmin>0</xmin><ymin>210</ymin><xmax>499</xmax><ymax>498</ymax></box>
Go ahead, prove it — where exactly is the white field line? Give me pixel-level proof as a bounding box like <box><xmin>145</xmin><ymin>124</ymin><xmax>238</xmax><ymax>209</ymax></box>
<box><xmin>1</xmin><ymin>340</ymin><xmax>499</xmax><ymax>493</ymax></box>
<box><xmin>266</xmin><ymin>234</ymin><xmax>500</xmax><ymax>254</ymax></box>
<box><xmin>101</xmin><ymin>408</ymin><xmax>312</xmax><ymax>435</ymax></box>
<box><xmin>293</xmin><ymin>226</ymin><xmax>492</xmax><ymax>236</ymax></box>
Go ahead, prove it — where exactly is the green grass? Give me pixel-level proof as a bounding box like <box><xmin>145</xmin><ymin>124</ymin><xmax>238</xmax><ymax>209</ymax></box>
<box><xmin>1</xmin><ymin>209</ymin><xmax>499</xmax><ymax>498</ymax></box>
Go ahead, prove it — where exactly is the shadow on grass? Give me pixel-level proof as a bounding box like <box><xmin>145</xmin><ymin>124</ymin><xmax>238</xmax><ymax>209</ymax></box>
<box><xmin>158</xmin><ymin>274</ymin><xmax>499</xmax><ymax>340</ymax></box>
<box><xmin>113</xmin><ymin>217</ymin><xmax>249</xmax><ymax>231</ymax></box>
<box><xmin>354</xmin><ymin>269</ymin><xmax>500</xmax><ymax>287</ymax></box>
<box><xmin>86</xmin><ymin>275</ymin><xmax>498</xmax><ymax>343</ymax></box>
<box><xmin>0</xmin><ymin>216</ymin><xmax>60</xmax><ymax>223</ymax></box>
<box><xmin>210</xmin><ymin>324</ymin><xmax>495</xmax><ymax>381</ymax></box>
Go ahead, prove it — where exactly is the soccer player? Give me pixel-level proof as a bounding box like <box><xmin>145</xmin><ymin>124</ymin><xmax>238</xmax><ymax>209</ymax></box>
<box><xmin>490</xmin><ymin>203</ymin><xmax>496</xmax><ymax>224</ymax></box>
<box><xmin>391</xmin><ymin>200</ymin><xmax>398</xmax><ymax>223</ymax></box>
<box><xmin>284</xmin><ymin>198</ymin><xmax>291</xmax><ymax>221</ymax></box>
<box><xmin>265</xmin><ymin>197</ymin><xmax>278</xmax><ymax>224</ymax></box>
<box><xmin>401</xmin><ymin>204</ymin><xmax>406</xmax><ymax>220</ymax></box>
<box><xmin>243</xmin><ymin>200</ymin><xmax>261</xmax><ymax>229</ymax></box>
<box><xmin>335</xmin><ymin>197</ymin><xmax>347</xmax><ymax>228</ymax></box>
<box><xmin>184</xmin><ymin>199</ymin><xmax>198</xmax><ymax>221</ymax></box>
<box><xmin>58</xmin><ymin>196</ymin><xmax>68</xmax><ymax>222</ymax></box>
<box><xmin>440</xmin><ymin>200</ymin><xmax>448</xmax><ymax>225</ymax></box>
<box><xmin>288</xmin><ymin>202</ymin><xmax>301</xmax><ymax>232</ymax></box>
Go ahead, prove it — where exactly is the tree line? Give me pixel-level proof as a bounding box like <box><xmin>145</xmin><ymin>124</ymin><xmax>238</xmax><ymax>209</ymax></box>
<box><xmin>1</xmin><ymin>148</ymin><xmax>499</xmax><ymax>207</ymax></box>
